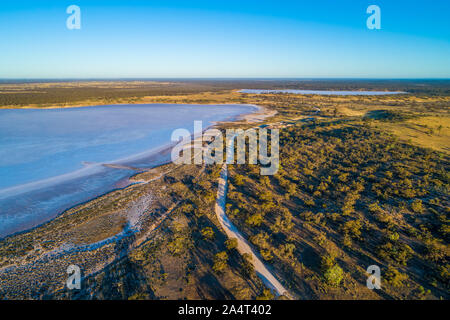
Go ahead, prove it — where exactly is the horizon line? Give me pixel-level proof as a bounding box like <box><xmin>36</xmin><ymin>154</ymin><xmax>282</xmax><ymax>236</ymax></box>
<box><xmin>1</xmin><ymin>77</ymin><xmax>449</xmax><ymax>82</ymax></box>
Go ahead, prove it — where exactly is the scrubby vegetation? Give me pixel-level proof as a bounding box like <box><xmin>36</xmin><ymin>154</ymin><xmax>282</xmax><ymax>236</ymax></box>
<box><xmin>226</xmin><ymin>119</ymin><xmax>449</xmax><ymax>299</ymax></box>
<box><xmin>0</xmin><ymin>80</ymin><xmax>448</xmax><ymax>300</ymax></box>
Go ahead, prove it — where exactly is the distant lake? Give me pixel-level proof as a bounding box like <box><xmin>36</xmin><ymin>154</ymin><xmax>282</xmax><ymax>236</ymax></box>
<box><xmin>0</xmin><ymin>104</ymin><xmax>256</xmax><ymax>238</ymax></box>
<box><xmin>239</xmin><ymin>89</ymin><xmax>407</xmax><ymax>95</ymax></box>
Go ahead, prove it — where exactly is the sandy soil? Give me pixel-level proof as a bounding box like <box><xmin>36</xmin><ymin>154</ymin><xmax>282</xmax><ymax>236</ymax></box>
<box><xmin>239</xmin><ymin>105</ymin><xmax>277</xmax><ymax>123</ymax></box>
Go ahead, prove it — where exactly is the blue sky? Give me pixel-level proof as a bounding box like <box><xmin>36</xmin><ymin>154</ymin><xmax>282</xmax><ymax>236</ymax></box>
<box><xmin>0</xmin><ymin>0</ymin><xmax>449</xmax><ymax>78</ymax></box>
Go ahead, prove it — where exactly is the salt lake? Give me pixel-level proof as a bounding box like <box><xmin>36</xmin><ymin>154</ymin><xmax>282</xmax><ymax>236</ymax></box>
<box><xmin>0</xmin><ymin>104</ymin><xmax>256</xmax><ymax>237</ymax></box>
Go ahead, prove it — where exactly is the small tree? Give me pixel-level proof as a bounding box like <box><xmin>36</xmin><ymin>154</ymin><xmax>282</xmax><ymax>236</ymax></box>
<box><xmin>225</xmin><ymin>238</ymin><xmax>238</xmax><ymax>250</ymax></box>
<box><xmin>213</xmin><ymin>251</ymin><xmax>229</xmax><ymax>273</ymax></box>
<box><xmin>260</xmin><ymin>249</ymin><xmax>273</xmax><ymax>261</ymax></box>
<box><xmin>340</xmin><ymin>219</ymin><xmax>363</xmax><ymax>240</ymax></box>
<box><xmin>201</xmin><ymin>227</ymin><xmax>215</xmax><ymax>240</ymax></box>
<box><xmin>256</xmin><ymin>288</ymin><xmax>274</xmax><ymax>300</ymax></box>
<box><xmin>233</xmin><ymin>174</ymin><xmax>245</xmax><ymax>186</ymax></box>
<box><xmin>246</xmin><ymin>213</ymin><xmax>264</xmax><ymax>227</ymax></box>
<box><xmin>323</xmin><ymin>264</ymin><xmax>344</xmax><ymax>287</ymax></box>
<box><xmin>321</xmin><ymin>254</ymin><xmax>344</xmax><ymax>287</ymax></box>
<box><xmin>241</xmin><ymin>253</ymin><xmax>254</xmax><ymax>277</ymax></box>
<box><xmin>411</xmin><ymin>199</ymin><xmax>423</xmax><ymax>213</ymax></box>
<box><xmin>384</xmin><ymin>266</ymin><xmax>408</xmax><ymax>287</ymax></box>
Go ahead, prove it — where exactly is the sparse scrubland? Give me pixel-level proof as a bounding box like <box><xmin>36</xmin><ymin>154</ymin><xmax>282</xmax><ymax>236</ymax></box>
<box><xmin>228</xmin><ymin>121</ymin><xmax>448</xmax><ymax>299</ymax></box>
<box><xmin>0</xmin><ymin>80</ymin><xmax>448</xmax><ymax>299</ymax></box>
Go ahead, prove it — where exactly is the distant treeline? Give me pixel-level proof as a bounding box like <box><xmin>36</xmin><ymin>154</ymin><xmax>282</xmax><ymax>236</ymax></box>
<box><xmin>0</xmin><ymin>82</ymin><xmax>218</xmax><ymax>106</ymax></box>
<box><xmin>207</xmin><ymin>79</ymin><xmax>450</xmax><ymax>95</ymax></box>
<box><xmin>0</xmin><ymin>79</ymin><xmax>449</xmax><ymax>106</ymax></box>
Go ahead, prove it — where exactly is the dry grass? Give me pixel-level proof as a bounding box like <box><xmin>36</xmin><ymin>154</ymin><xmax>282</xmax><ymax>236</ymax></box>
<box><xmin>380</xmin><ymin>116</ymin><xmax>450</xmax><ymax>154</ymax></box>
<box><xmin>138</xmin><ymin>91</ymin><xmax>243</xmax><ymax>104</ymax></box>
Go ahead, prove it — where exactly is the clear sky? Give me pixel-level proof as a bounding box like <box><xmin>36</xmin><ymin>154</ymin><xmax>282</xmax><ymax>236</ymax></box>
<box><xmin>0</xmin><ymin>0</ymin><xmax>449</xmax><ymax>78</ymax></box>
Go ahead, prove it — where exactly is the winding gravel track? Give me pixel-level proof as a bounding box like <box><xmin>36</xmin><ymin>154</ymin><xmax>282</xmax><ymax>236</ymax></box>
<box><xmin>214</xmin><ymin>163</ymin><xmax>290</xmax><ymax>298</ymax></box>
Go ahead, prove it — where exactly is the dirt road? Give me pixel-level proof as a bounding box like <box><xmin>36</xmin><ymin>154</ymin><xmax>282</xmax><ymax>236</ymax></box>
<box><xmin>214</xmin><ymin>163</ymin><xmax>290</xmax><ymax>298</ymax></box>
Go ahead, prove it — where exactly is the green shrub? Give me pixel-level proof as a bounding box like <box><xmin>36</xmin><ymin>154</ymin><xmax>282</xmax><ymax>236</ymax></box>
<box><xmin>213</xmin><ymin>251</ymin><xmax>229</xmax><ymax>273</ymax></box>
<box><xmin>384</xmin><ymin>266</ymin><xmax>408</xmax><ymax>287</ymax></box>
<box><xmin>225</xmin><ymin>238</ymin><xmax>238</xmax><ymax>250</ymax></box>
<box><xmin>241</xmin><ymin>253</ymin><xmax>254</xmax><ymax>277</ymax></box>
<box><xmin>201</xmin><ymin>227</ymin><xmax>215</xmax><ymax>240</ymax></box>
<box><xmin>260</xmin><ymin>249</ymin><xmax>274</xmax><ymax>261</ymax></box>
<box><xmin>424</xmin><ymin>240</ymin><xmax>449</xmax><ymax>263</ymax></box>
<box><xmin>411</xmin><ymin>199</ymin><xmax>424</xmax><ymax>213</ymax></box>
<box><xmin>377</xmin><ymin>241</ymin><xmax>413</xmax><ymax>265</ymax></box>
<box><xmin>246</xmin><ymin>213</ymin><xmax>264</xmax><ymax>227</ymax></box>
<box><xmin>256</xmin><ymin>289</ymin><xmax>274</xmax><ymax>300</ymax></box>
<box><xmin>340</xmin><ymin>219</ymin><xmax>363</xmax><ymax>240</ymax></box>
<box><xmin>323</xmin><ymin>264</ymin><xmax>344</xmax><ymax>287</ymax></box>
<box><xmin>233</xmin><ymin>174</ymin><xmax>245</xmax><ymax>186</ymax></box>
